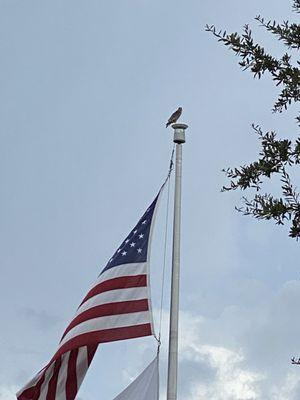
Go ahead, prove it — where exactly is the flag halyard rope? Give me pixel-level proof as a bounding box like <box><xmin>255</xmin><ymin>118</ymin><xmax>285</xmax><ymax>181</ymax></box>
<box><xmin>154</xmin><ymin>145</ymin><xmax>175</xmax><ymax>350</ymax></box>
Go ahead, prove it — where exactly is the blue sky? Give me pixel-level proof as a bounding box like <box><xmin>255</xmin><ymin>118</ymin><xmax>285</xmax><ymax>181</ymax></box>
<box><xmin>1</xmin><ymin>1</ymin><xmax>300</xmax><ymax>399</ymax></box>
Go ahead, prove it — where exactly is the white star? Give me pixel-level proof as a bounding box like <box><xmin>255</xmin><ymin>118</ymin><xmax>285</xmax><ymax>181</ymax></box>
<box><xmin>117</xmin><ymin>249</ymin><xmax>121</xmax><ymax>253</ymax></box>
<box><xmin>122</xmin><ymin>251</ymin><xmax>127</xmax><ymax>256</ymax></box>
<box><xmin>137</xmin><ymin>248</ymin><xmax>142</xmax><ymax>253</ymax></box>
<box><xmin>109</xmin><ymin>258</ymin><xmax>113</xmax><ymax>263</ymax></box>
<box><xmin>133</xmin><ymin>229</ymin><xmax>137</xmax><ymax>234</ymax></box>
<box><xmin>130</xmin><ymin>242</ymin><xmax>136</xmax><ymax>247</ymax></box>
<box><xmin>138</xmin><ymin>234</ymin><xmax>144</xmax><ymax>239</ymax></box>
<box><xmin>142</xmin><ymin>220</ymin><xmax>147</xmax><ymax>224</ymax></box>
<box><xmin>125</xmin><ymin>239</ymin><xmax>129</xmax><ymax>244</ymax></box>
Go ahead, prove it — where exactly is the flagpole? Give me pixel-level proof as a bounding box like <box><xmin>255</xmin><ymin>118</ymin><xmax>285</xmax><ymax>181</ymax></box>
<box><xmin>167</xmin><ymin>123</ymin><xmax>188</xmax><ymax>400</ymax></box>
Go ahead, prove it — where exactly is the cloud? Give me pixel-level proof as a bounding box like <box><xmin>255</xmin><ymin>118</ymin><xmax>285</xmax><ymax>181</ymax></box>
<box><xmin>270</xmin><ymin>371</ymin><xmax>300</xmax><ymax>400</ymax></box>
<box><xmin>175</xmin><ymin>312</ymin><xmax>263</xmax><ymax>400</ymax></box>
<box><xmin>184</xmin><ymin>345</ymin><xmax>263</xmax><ymax>400</ymax></box>
<box><xmin>150</xmin><ymin>279</ymin><xmax>300</xmax><ymax>400</ymax></box>
<box><xmin>0</xmin><ymin>385</ymin><xmax>18</xmax><ymax>400</ymax></box>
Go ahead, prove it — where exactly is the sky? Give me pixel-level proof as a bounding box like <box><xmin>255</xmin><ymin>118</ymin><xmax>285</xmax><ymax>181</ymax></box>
<box><xmin>1</xmin><ymin>1</ymin><xmax>300</xmax><ymax>399</ymax></box>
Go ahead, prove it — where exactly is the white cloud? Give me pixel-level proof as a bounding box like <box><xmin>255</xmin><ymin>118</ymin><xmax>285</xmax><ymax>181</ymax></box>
<box><xmin>153</xmin><ymin>292</ymin><xmax>300</xmax><ymax>400</ymax></box>
<box><xmin>0</xmin><ymin>385</ymin><xmax>18</xmax><ymax>400</ymax></box>
<box><xmin>185</xmin><ymin>345</ymin><xmax>263</xmax><ymax>400</ymax></box>
<box><xmin>176</xmin><ymin>312</ymin><xmax>263</xmax><ymax>400</ymax></box>
<box><xmin>269</xmin><ymin>371</ymin><xmax>300</xmax><ymax>400</ymax></box>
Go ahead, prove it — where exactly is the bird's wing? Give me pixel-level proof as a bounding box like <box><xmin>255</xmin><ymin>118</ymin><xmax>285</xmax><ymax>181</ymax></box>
<box><xmin>169</xmin><ymin>109</ymin><xmax>180</xmax><ymax>122</ymax></box>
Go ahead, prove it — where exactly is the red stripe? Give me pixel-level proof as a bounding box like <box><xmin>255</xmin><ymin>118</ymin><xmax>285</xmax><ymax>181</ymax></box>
<box><xmin>61</xmin><ymin>299</ymin><xmax>149</xmax><ymax>341</ymax></box>
<box><xmin>80</xmin><ymin>275</ymin><xmax>147</xmax><ymax>306</ymax></box>
<box><xmin>46</xmin><ymin>357</ymin><xmax>62</xmax><ymax>400</ymax></box>
<box><xmin>52</xmin><ymin>324</ymin><xmax>152</xmax><ymax>362</ymax></box>
<box><xmin>87</xmin><ymin>344</ymin><xmax>98</xmax><ymax>366</ymax></box>
<box><xmin>18</xmin><ymin>317</ymin><xmax>151</xmax><ymax>399</ymax></box>
<box><xmin>17</xmin><ymin>373</ymin><xmax>46</xmax><ymax>400</ymax></box>
<box><xmin>66</xmin><ymin>349</ymin><xmax>78</xmax><ymax>400</ymax></box>
<box><xmin>17</xmin><ymin>386</ymin><xmax>38</xmax><ymax>400</ymax></box>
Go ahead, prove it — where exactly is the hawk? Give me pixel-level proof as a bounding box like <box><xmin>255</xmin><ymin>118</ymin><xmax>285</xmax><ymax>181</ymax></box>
<box><xmin>166</xmin><ymin>107</ymin><xmax>182</xmax><ymax>128</ymax></box>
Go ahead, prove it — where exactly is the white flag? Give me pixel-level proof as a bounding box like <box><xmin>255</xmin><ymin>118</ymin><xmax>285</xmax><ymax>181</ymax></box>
<box><xmin>113</xmin><ymin>356</ymin><xmax>159</xmax><ymax>400</ymax></box>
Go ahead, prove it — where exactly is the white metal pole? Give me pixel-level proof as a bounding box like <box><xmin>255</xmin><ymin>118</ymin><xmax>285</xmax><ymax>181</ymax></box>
<box><xmin>167</xmin><ymin>123</ymin><xmax>188</xmax><ymax>400</ymax></box>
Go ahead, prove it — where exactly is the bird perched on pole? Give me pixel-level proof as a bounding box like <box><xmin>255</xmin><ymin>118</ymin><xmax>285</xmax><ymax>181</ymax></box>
<box><xmin>166</xmin><ymin>107</ymin><xmax>182</xmax><ymax>128</ymax></box>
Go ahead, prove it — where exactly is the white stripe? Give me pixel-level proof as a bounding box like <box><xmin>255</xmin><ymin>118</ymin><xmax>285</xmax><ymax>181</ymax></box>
<box><xmin>37</xmin><ymin>361</ymin><xmax>55</xmax><ymax>400</ymax></box>
<box><xmin>59</xmin><ymin>311</ymin><xmax>151</xmax><ymax>347</ymax></box>
<box><xmin>54</xmin><ymin>351</ymin><xmax>70</xmax><ymax>400</ymax></box>
<box><xmin>76</xmin><ymin>346</ymin><xmax>89</xmax><ymax>389</ymax></box>
<box><xmin>77</xmin><ymin>287</ymin><xmax>149</xmax><ymax>315</ymax></box>
<box><xmin>94</xmin><ymin>262</ymin><xmax>147</xmax><ymax>287</ymax></box>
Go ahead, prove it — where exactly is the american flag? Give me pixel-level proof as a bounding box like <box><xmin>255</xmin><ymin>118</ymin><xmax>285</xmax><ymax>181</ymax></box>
<box><xmin>17</xmin><ymin>190</ymin><xmax>161</xmax><ymax>400</ymax></box>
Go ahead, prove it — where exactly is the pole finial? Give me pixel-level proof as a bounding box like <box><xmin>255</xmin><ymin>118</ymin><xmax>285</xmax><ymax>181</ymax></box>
<box><xmin>171</xmin><ymin>123</ymin><xmax>188</xmax><ymax>144</ymax></box>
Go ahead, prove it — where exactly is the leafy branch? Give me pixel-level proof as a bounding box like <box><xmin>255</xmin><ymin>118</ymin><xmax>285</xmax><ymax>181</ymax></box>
<box><xmin>207</xmin><ymin>1</ymin><xmax>300</xmax><ymax>239</ymax></box>
<box><xmin>205</xmin><ymin>22</ymin><xmax>300</xmax><ymax>114</ymax></box>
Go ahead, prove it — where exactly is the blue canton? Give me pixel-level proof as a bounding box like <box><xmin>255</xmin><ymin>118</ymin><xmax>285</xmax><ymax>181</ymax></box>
<box><xmin>100</xmin><ymin>194</ymin><xmax>159</xmax><ymax>275</ymax></box>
